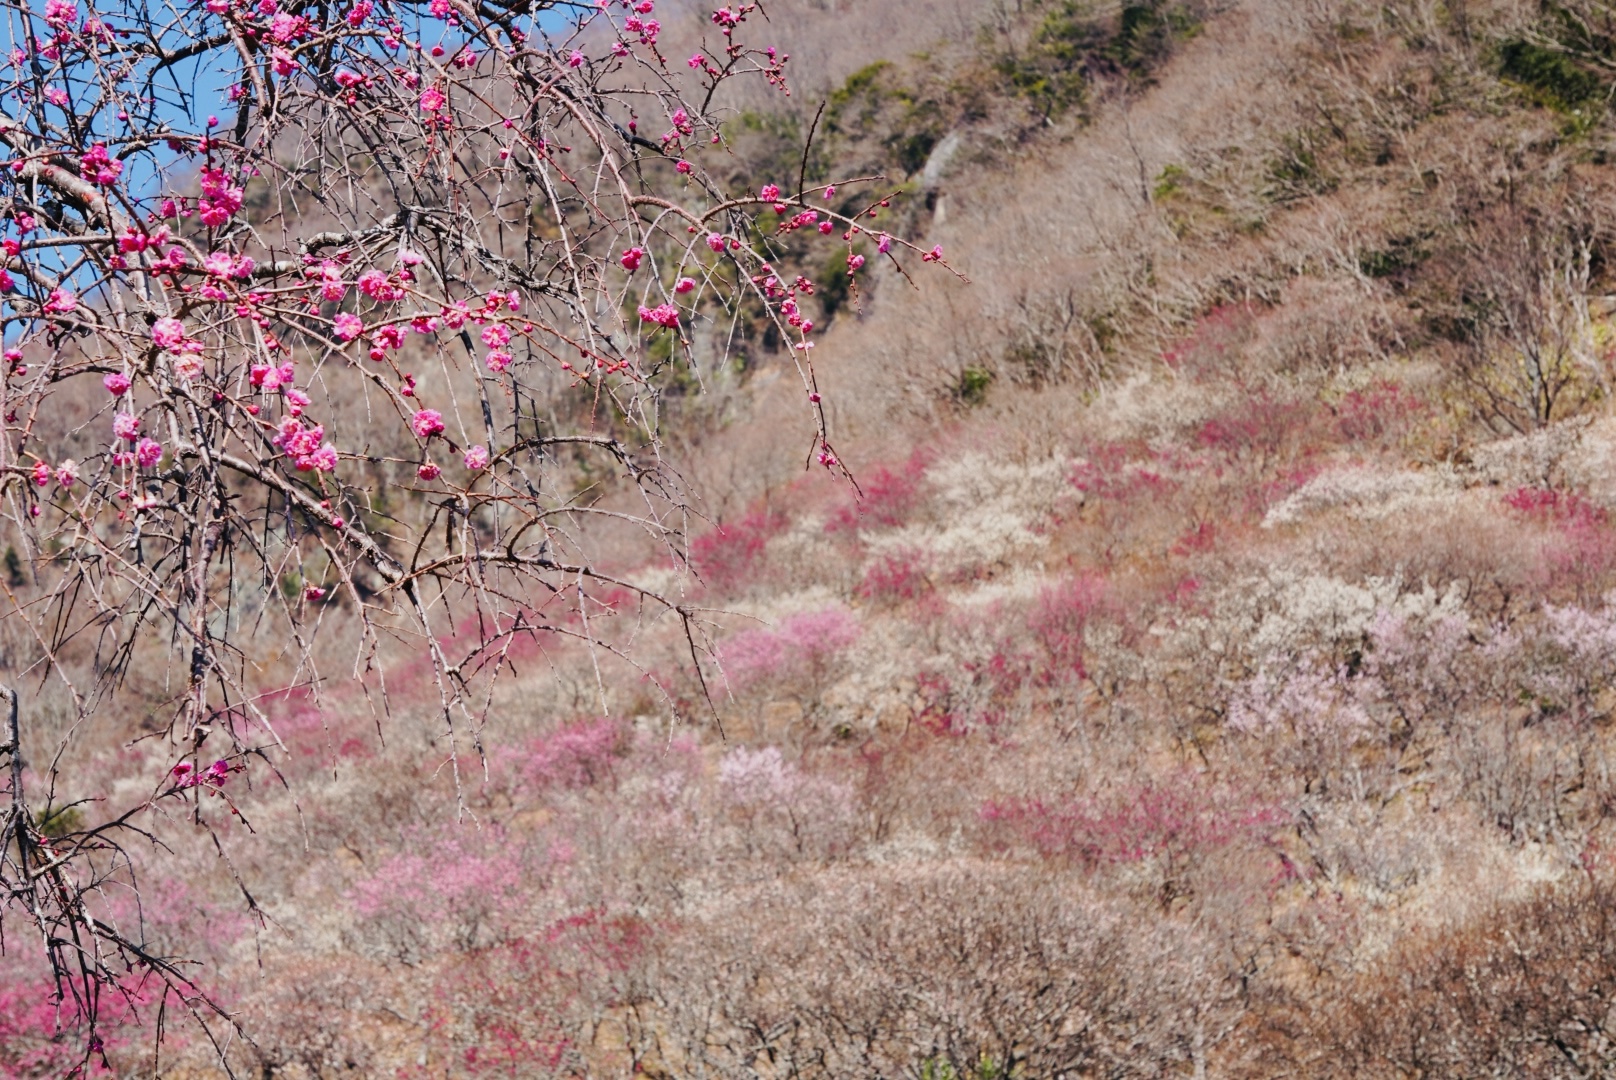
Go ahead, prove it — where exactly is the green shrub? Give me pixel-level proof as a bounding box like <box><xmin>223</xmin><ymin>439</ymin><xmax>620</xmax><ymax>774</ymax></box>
<box><xmin>994</xmin><ymin>2</ymin><xmax>1103</xmax><ymax>118</ymax></box>
<box><xmin>1498</xmin><ymin>38</ymin><xmax>1606</xmax><ymax>115</ymax></box>
<box><xmin>818</xmin><ymin>247</ymin><xmax>861</xmax><ymax>320</ymax></box>
<box><xmin>953</xmin><ymin>365</ymin><xmax>996</xmax><ymax>406</ymax></box>
<box><xmin>36</xmin><ymin>803</ymin><xmax>84</xmax><ymax>838</ymax></box>
<box><xmin>826</xmin><ymin>61</ymin><xmax>948</xmax><ymax>177</ymax></box>
<box><xmin>995</xmin><ymin>1</ymin><xmax>1206</xmax><ymax>119</ymax></box>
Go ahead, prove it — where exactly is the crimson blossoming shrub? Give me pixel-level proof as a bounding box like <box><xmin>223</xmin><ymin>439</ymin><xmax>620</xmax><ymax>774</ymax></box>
<box><xmin>1504</xmin><ymin>485</ymin><xmax>1616</xmax><ymax>596</ymax></box>
<box><xmin>825</xmin><ymin>449</ymin><xmax>930</xmax><ymax>533</ymax></box>
<box><xmin>1027</xmin><ymin>572</ymin><xmax>1108</xmax><ymax>681</ymax></box>
<box><xmin>980</xmin><ymin>780</ymin><xmax>1291</xmax><ymax>907</ymax></box>
<box><xmin>688</xmin><ymin>506</ymin><xmax>788</xmax><ymax>592</ymax></box>
<box><xmin>0</xmin><ymin>0</ymin><xmax>955</xmax><ymax>1064</ymax></box>
<box><xmin>858</xmin><ymin>546</ymin><xmax>934</xmax><ymax>603</ymax></box>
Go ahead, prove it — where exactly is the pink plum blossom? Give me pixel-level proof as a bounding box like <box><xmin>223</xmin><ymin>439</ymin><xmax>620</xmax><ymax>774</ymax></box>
<box><xmin>151</xmin><ymin>317</ymin><xmax>186</xmax><ymax>350</ymax></box>
<box><xmin>638</xmin><ymin>303</ymin><xmax>679</xmax><ymax>329</ymax></box>
<box><xmin>411</xmin><ymin>409</ymin><xmax>445</xmax><ymax>439</ymax></box>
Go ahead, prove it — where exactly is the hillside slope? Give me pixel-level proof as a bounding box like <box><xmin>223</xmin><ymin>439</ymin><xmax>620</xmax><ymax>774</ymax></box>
<box><xmin>18</xmin><ymin>0</ymin><xmax>1616</xmax><ymax>1076</ymax></box>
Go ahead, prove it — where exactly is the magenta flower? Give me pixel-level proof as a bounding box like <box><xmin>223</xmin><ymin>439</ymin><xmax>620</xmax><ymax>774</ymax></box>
<box><xmin>295</xmin><ymin>443</ymin><xmax>338</xmax><ymax>473</ymax></box>
<box><xmin>485</xmin><ymin>350</ymin><xmax>512</xmax><ymax>373</ymax></box>
<box><xmin>638</xmin><ymin>303</ymin><xmax>680</xmax><ymax>329</ymax></box>
<box><xmin>269</xmin><ymin>11</ymin><xmax>304</xmax><ymax>41</ymax></box>
<box><xmin>104</xmin><ymin>371</ymin><xmax>131</xmax><ymax>395</ymax></box>
<box><xmin>112</xmin><ymin>412</ymin><xmax>140</xmax><ymax>441</ymax></box>
<box><xmin>277</xmin><ymin>420</ymin><xmax>321</xmax><ymax>456</ymax></box>
<box><xmin>333</xmin><ymin>312</ymin><xmax>363</xmax><ymax>341</ymax></box>
<box><xmin>419</xmin><ymin>86</ymin><xmax>445</xmax><ymax>112</ymax></box>
<box><xmin>197</xmin><ymin>167</ymin><xmax>244</xmax><ymax>226</ymax></box>
<box><xmin>151</xmin><ymin>317</ymin><xmax>186</xmax><ymax>350</ymax></box>
<box><xmin>411</xmin><ymin>408</ymin><xmax>445</xmax><ymax>439</ymax></box>
<box><xmin>417</xmin><ymin>461</ymin><xmax>441</xmax><ymax>481</ymax></box>
<box><xmin>463</xmin><ymin>444</ymin><xmax>490</xmax><ymax>470</ymax></box>
<box><xmin>80</xmin><ymin>143</ymin><xmax>122</xmax><ymax>185</ymax></box>
<box><xmin>357</xmin><ymin>268</ymin><xmax>404</xmax><ymax>302</ymax></box>
<box><xmin>134</xmin><ymin>437</ymin><xmax>163</xmax><ymax>468</ymax></box>
<box><xmin>620</xmin><ymin>246</ymin><xmax>644</xmax><ymax>271</ymax></box>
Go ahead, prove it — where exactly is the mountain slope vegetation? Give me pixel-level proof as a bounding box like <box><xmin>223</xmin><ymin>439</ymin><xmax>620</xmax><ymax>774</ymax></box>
<box><xmin>17</xmin><ymin>0</ymin><xmax>1616</xmax><ymax>1075</ymax></box>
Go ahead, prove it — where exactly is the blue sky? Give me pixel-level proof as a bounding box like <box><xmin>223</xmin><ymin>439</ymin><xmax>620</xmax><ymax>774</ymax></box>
<box><xmin>0</xmin><ymin>0</ymin><xmax>584</xmax><ymax>297</ymax></box>
<box><xmin>17</xmin><ymin>0</ymin><xmax>586</xmax><ymax>200</ymax></box>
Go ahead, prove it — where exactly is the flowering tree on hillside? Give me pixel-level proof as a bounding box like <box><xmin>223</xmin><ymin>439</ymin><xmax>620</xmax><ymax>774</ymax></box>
<box><xmin>0</xmin><ymin>0</ymin><xmax>954</xmax><ymax>1066</ymax></box>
